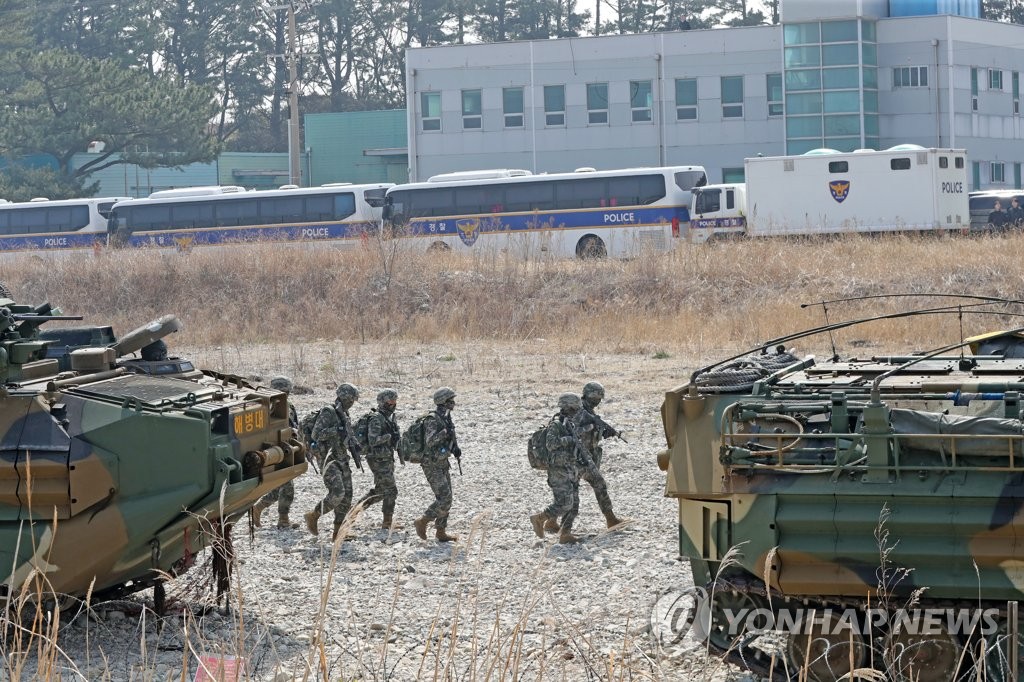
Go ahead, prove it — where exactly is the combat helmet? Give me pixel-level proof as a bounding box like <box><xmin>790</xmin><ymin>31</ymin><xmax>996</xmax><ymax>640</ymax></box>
<box><xmin>582</xmin><ymin>381</ymin><xmax>605</xmax><ymax>400</ymax></box>
<box><xmin>270</xmin><ymin>375</ymin><xmax>294</xmax><ymax>392</ymax></box>
<box><xmin>377</xmin><ymin>389</ymin><xmax>398</xmax><ymax>406</ymax></box>
<box><xmin>433</xmin><ymin>386</ymin><xmax>456</xmax><ymax>405</ymax></box>
<box><xmin>558</xmin><ymin>393</ymin><xmax>583</xmax><ymax>411</ymax></box>
<box><xmin>336</xmin><ymin>383</ymin><xmax>360</xmax><ymax>401</ymax></box>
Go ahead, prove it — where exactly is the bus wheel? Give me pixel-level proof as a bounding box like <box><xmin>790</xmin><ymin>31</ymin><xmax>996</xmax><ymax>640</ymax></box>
<box><xmin>427</xmin><ymin>241</ymin><xmax>451</xmax><ymax>252</ymax></box>
<box><xmin>576</xmin><ymin>235</ymin><xmax>607</xmax><ymax>259</ymax></box>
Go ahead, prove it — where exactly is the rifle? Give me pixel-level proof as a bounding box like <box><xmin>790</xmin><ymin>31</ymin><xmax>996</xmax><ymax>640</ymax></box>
<box><xmin>340</xmin><ymin>412</ymin><xmax>364</xmax><ymax>472</ymax></box>
<box><xmin>386</xmin><ymin>417</ymin><xmax>404</xmax><ymax>466</ymax></box>
<box><xmin>581</xmin><ymin>409</ymin><xmax>628</xmax><ymax>443</ymax></box>
<box><xmin>445</xmin><ymin>411</ymin><xmax>463</xmax><ymax>476</ymax></box>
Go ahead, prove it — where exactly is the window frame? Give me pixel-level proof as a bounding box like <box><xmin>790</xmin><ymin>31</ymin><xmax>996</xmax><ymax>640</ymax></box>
<box><xmin>421</xmin><ymin>91</ymin><xmax>441</xmax><ymax>132</ymax></box>
<box><xmin>893</xmin><ymin>66</ymin><xmax>928</xmax><ymax>89</ymax></box>
<box><xmin>675</xmin><ymin>77</ymin><xmax>698</xmax><ymax>121</ymax></box>
<box><xmin>587</xmin><ymin>82</ymin><xmax>609</xmax><ymax>125</ymax></box>
<box><xmin>992</xmin><ymin>161</ymin><xmax>1006</xmax><ymax>184</ymax></box>
<box><xmin>990</xmin><ymin>68</ymin><xmax>1004</xmax><ymax>91</ymax></box>
<box><xmin>503</xmin><ymin>87</ymin><xmax>525</xmax><ymax>128</ymax></box>
<box><xmin>543</xmin><ymin>85</ymin><xmax>566</xmax><ymax>127</ymax></box>
<box><xmin>767</xmin><ymin>73</ymin><xmax>784</xmax><ymax>117</ymax></box>
<box><xmin>630</xmin><ymin>80</ymin><xmax>653</xmax><ymax>123</ymax></box>
<box><xmin>461</xmin><ymin>89</ymin><xmax>482</xmax><ymax>130</ymax></box>
<box><xmin>721</xmin><ymin>76</ymin><xmax>744</xmax><ymax>119</ymax></box>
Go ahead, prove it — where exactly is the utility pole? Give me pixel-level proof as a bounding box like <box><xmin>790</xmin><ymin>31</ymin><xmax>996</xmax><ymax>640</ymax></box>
<box><xmin>275</xmin><ymin>2</ymin><xmax>302</xmax><ymax>186</ymax></box>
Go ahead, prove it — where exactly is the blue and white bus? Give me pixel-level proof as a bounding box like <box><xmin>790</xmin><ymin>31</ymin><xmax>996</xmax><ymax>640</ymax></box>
<box><xmin>0</xmin><ymin>197</ymin><xmax>128</xmax><ymax>251</ymax></box>
<box><xmin>107</xmin><ymin>183</ymin><xmax>392</xmax><ymax>249</ymax></box>
<box><xmin>382</xmin><ymin>165</ymin><xmax>707</xmax><ymax>258</ymax></box>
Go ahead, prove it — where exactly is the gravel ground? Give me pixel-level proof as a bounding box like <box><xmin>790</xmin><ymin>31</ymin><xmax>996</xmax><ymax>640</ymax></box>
<box><xmin>16</xmin><ymin>340</ymin><xmax>751</xmax><ymax>681</ymax></box>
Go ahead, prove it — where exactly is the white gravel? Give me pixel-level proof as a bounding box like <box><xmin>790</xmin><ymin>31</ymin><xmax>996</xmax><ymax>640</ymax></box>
<box><xmin>18</xmin><ymin>341</ymin><xmax>751</xmax><ymax>681</ymax></box>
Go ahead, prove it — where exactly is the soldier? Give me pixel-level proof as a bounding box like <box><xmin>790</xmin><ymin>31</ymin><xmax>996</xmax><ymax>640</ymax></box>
<box><xmin>304</xmin><ymin>383</ymin><xmax>362</xmax><ymax>541</ymax></box>
<box><xmin>530</xmin><ymin>393</ymin><xmax>592</xmax><ymax>544</ymax></box>
<box><xmin>413</xmin><ymin>387</ymin><xmax>461</xmax><ymax>543</ymax></box>
<box><xmin>357</xmin><ymin>389</ymin><xmax>402</xmax><ymax>530</ymax></box>
<box><xmin>576</xmin><ymin>381</ymin><xmax>625</xmax><ymax>528</ymax></box>
<box><xmin>253</xmin><ymin>375</ymin><xmax>300</xmax><ymax>529</ymax></box>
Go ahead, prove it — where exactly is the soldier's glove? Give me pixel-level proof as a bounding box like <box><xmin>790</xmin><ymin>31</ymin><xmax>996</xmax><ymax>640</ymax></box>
<box><xmin>452</xmin><ymin>444</ymin><xmax>462</xmax><ymax>458</ymax></box>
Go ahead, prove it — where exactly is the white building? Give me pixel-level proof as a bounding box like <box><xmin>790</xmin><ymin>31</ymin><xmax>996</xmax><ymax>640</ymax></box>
<box><xmin>404</xmin><ymin>0</ymin><xmax>1024</xmax><ymax>190</ymax></box>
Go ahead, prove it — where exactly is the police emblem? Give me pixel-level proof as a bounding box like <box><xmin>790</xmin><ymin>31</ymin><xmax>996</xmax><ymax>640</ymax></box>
<box><xmin>455</xmin><ymin>218</ymin><xmax>481</xmax><ymax>246</ymax></box>
<box><xmin>829</xmin><ymin>180</ymin><xmax>851</xmax><ymax>203</ymax></box>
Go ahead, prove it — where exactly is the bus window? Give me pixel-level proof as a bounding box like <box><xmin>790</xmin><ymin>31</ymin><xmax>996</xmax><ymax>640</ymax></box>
<box><xmin>890</xmin><ymin>158</ymin><xmax>911</xmax><ymax>171</ymax></box>
<box><xmin>305</xmin><ymin>195</ymin><xmax>334</xmax><ymax>221</ymax></box>
<box><xmin>726</xmin><ymin>190</ymin><xmax>734</xmax><ymax>210</ymax></box>
<box><xmin>97</xmin><ymin>202</ymin><xmax>116</xmax><ymax>219</ymax></box>
<box><xmin>454</xmin><ymin>186</ymin><xmax>490</xmax><ymax>215</ymax></box>
<box><xmin>46</xmin><ymin>207</ymin><xmax>72</xmax><ymax>231</ymax></box>
<box><xmin>504</xmin><ymin>183</ymin><xmax>545</xmax><ymax>212</ymax></box>
<box><xmin>259</xmin><ymin>196</ymin><xmax>304</xmax><ymax>224</ymax></box>
<box><xmin>134</xmin><ymin>204</ymin><xmax>172</xmax><ymax>230</ymax></box>
<box><xmin>695</xmin><ymin>189</ymin><xmax>721</xmax><ymax>214</ymax></box>
<box><xmin>675</xmin><ymin>170</ymin><xmax>707</xmax><ymax>191</ymax></box>
<box><xmin>555</xmin><ymin>178</ymin><xmax>606</xmax><ymax>210</ymax></box>
<box><xmin>609</xmin><ymin>175</ymin><xmax>665</xmax><ymax>206</ymax></box>
<box><xmin>332</xmin><ymin>193</ymin><xmax>356</xmax><ymax>220</ymax></box>
<box><xmin>171</xmin><ymin>203</ymin><xmax>214</xmax><ymax>229</ymax></box>
<box><xmin>363</xmin><ymin>188</ymin><xmax>386</xmax><ymax>208</ymax></box>
<box><xmin>215</xmin><ymin>198</ymin><xmax>258</xmax><ymax>226</ymax></box>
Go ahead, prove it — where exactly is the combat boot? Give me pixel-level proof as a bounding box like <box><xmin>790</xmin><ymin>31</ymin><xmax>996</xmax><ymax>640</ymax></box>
<box><xmin>604</xmin><ymin>512</ymin><xmax>627</xmax><ymax>529</ymax></box>
<box><xmin>304</xmin><ymin>508</ymin><xmax>321</xmax><ymax>535</ymax></box>
<box><xmin>332</xmin><ymin>522</ymin><xmax>346</xmax><ymax>542</ymax></box>
<box><xmin>252</xmin><ymin>499</ymin><xmax>271</xmax><ymax>527</ymax></box>
<box><xmin>543</xmin><ymin>517</ymin><xmax>560</xmax><ymax>533</ymax></box>
<box><xmin>530</xmin><ymin>511</ymin><xmax>552</xmax><ymax>538</ymax></box>
<box><xmin>414</xmin><ymin>516</ymin><xmax>430</xmax><ymax>540</ymax></box>
<box><xmin>559</xmin><ymin>527</ymin><xmax>580</xmax><ymax>544</ymax></box>
<box><xmin>277</xmin><ymin>513</ymin><xmax>298</xmax><ymax>530</ymax></box>
<box><xmin>382</xmin><ymin>516</ymin><xmax>403</xmax><ymax>530</ymax></box>
<box><xmin>435</xmin><ymin>527</ymin><xmax>459</xmax><ymax>543</ymax></box>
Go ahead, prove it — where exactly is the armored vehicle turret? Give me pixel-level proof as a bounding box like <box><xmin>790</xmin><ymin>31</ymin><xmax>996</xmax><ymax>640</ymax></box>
<box><xmin>658</xmin><ymin>298</ymin><xmax>1024</xmax><ymax>681</ymax></box>
<box><xmin>0</xmin><ymin>294</ymin><xmax>306</xmax><ymax>605</ymax></box>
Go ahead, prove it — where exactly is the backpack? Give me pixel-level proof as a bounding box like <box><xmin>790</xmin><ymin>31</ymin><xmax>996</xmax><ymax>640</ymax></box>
<box><xmin>299</xmin><ymin>408</ymin><xmax>322</xmax><ymax>447</ymax></box>
<box><xmin>354</xmin><ymin>411</ymin><xmax>374</xmax><ymax>452</ymax></box>
<box><xmin>398</xmin><ymin>414</ymin><xmax>433</xmax><ymax>464</ymax></box>
<box><xmin>527</xmin><ymin>418</ymin><xmax>557</xmax><ymax>470</ymax></box>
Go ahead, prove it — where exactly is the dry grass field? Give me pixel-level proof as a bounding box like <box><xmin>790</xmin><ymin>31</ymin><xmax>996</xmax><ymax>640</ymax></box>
<box><xmin>1</xmin><ymin>233</ymin><xmax>1023</xmax><ymax>681</ymax></box>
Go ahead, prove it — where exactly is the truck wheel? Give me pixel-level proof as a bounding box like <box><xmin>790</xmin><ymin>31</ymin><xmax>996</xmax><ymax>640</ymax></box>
<box><xmin>576</xmin><ymin>235</ymin><xmax>607</xmax><ymax>259</ymax></box>
<box><xmin>427</xmin><ymin>241</ymin><xmax>451</xmax><ymax>252</ymax></box>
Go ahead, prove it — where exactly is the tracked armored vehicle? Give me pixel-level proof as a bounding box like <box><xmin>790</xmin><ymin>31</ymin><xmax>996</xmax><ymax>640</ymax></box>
<box><xmin>658</xmin><ymin>298</ymin><xmax>1024</xmax><ymax>681</ymax></box>
<box><xmin>0</xmin><ymin>295</ymin><xmax>306</xmax><ymax>606</ymax></box>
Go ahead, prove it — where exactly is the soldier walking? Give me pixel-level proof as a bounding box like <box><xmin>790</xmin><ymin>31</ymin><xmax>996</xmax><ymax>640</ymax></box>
<box><xmin>304</xmin><ymin>383</ymin><xmax>362</xmax><ymax>541</ymax></box>
<box><xmin>530</xmin><ymin>393</ymin><xmax>592</xmax><ymax>544</ymax></box>
<box><xmin>357</xmin><ymin>390</ymin><xmax>402</xmax><ymax>530</ymax></box>
<box><xmin>253</xmin><ymin>375</ymin><xmax>300</xmax><ymax>529</ymax></box>
<box><xmin>413</xmin><ymin>387</ymin><xmax>461</xmax><ymax>543</ymax></box>
<box><xmin>576</xmin><ymin>382</ymin><xmax>625</xmax><ymax>528</ymax></box>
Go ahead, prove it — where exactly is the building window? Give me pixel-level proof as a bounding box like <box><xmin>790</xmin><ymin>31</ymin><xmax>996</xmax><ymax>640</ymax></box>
<box><xmin>675</xmin><ymin>78</ymin><xmax>697</xmax><ymax>120</ymax></box>
<box><xmin>1016</xmin><ymin>163</ymin><xmax>1022</xmax><ymax>189</ymax></box>
<box><xmin>587</xmin><ymin>83</ymin><xmax>609</xmax><ymax>124</ymax></box>
<box><xmin>544</xmin><ymin>85</ymin><xmax>565</xmax><ymax>126</ymax></box>
<box><xmin>722</xmin><ymin>76</ymin><xmax>744</xmax><ymax>118</ymax></box>
<box><xmin>503</xmin><ymin>87</ymin><xmax>524</xmax><ymax>128</ymax></box>
<box><xmin>722</xmin><ymin>167</ymin><xmax>745</xmax><ymax>183</ymax></box>
<box><xmin>631</xmin><ymin>80</ymin><xmax>653</xmax><ymax>122</ymax></box>
<box><xmin>767</xmin><ymin>73</ymin><xmax>783</xmax><ymax>116</ymax></box>
<box><xmin>893</xmin><ymin>66</ymin><xmax>928</xmax><ymax>88</ymax></box>
<box><xmin>971</xmin><ymin>67</ymin><xmax>979</xmax><ymax>111</ymax></box>
<box><xmin>990</xmin><ymin>69</ymin><xmax>1004</xmax><ymax>91</ymax></box>
<box><xmin>421</xmin><ymin>91</ymin><xmax>441</xmax><ymax>132</ymax></box>
<box><xmin>992</xmin><ymin>161</ymin><xmax>1006</xmax><ymax>183</ymax></box>
<box><xmin>462</xmin><ymin>89</ymin><xmax>482</xmax><ymax>130</ymax></box>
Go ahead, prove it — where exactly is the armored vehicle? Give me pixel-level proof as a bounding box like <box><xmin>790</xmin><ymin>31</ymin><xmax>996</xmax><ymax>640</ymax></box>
<box><xmin>0</xmin><ymin>295</ymin><xmax>306</xmax><ymax>606</ymax></box>
<box><xmin>658</xmin><ymin>298</ymin><xmax>1024</xmax><ymax>681</ymax></box>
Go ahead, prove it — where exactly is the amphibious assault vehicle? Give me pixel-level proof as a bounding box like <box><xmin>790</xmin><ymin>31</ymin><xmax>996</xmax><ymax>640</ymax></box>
<box><xmin>0</xmin><ymin>295</ymin><xmax>306</xmax><ymax>607</ymax></box>
<box><xmin>658</xmin><ymin>296</ymin><xmax>1024</xmax><ymax>681</ymax></box>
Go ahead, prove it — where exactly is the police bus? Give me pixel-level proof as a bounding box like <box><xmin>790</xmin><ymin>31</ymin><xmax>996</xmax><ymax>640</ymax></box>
<box><xmin>107</xmin><ymin>183</ymin><xmax>392</xmax><ymax>249</ymax></box>
<box><xmin>0</xmin><ymin>197</ymin><xmax>127</xmax><ymax>251</ymax></box>
<box><xmin>382</xmin><ymin>165</ymin><xmax>707</xmax><ymax>258</ymax></box>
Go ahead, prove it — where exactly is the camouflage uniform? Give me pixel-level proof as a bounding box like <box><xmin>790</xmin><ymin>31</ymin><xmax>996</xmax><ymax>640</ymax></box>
<box><xmin>358</xmin><ymin>402</ymin><xmax>401</xmax><ymax>523</ymax></box>
<box><xmin>576</xmin><ymin>406</ymin><xmax>615</xmax><ymax>517</ymax></box>
<box><xmin>414</xmin><ymin>387</ymin><xmax>461</xmax><ymax>542</ymax></box>
<box><xmin>530</xmin><ymin>393</ymin><xmax>594</xmax><ymax>543</ymax></box>
<box><xmin>312</xmin><ymin>403</ymin><xmax>356</xmax><ymax>526</ymax></box>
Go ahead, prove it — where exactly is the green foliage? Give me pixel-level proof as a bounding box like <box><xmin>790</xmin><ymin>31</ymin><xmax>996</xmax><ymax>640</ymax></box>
<box><xmin>0</xmin><ymin>165</ymin><xmax>97</xmax><ymax>202</ymax></box>
<box><xmin>0</xmin><ymin>50</ymin><xmax>219</xmax><ymax>196</ymax></box>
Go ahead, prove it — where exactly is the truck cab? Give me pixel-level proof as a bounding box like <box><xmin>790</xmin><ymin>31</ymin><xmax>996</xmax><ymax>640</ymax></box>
<box><xmin>689</xmin><ymin>183</ymin><xmax>748</xmax><ymax>242</ymax></box>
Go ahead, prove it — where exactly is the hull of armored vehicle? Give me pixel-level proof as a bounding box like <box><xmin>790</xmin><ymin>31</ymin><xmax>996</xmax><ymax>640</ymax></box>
<box><xmin>659</xmin><ymin>317</ymin><xmax>1024</xmax><ymax>680</ymax></box>
<box><xmin>0</xmin><ymin>298</ymin><xmax>306</xmax><ymax>603</ymax></box>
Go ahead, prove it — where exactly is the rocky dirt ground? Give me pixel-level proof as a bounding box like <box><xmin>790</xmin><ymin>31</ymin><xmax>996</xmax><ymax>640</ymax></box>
<box><xmin>21</xmin><ymin>340</ymin><xmax>753</xmax><ymax>681</ymax></box>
